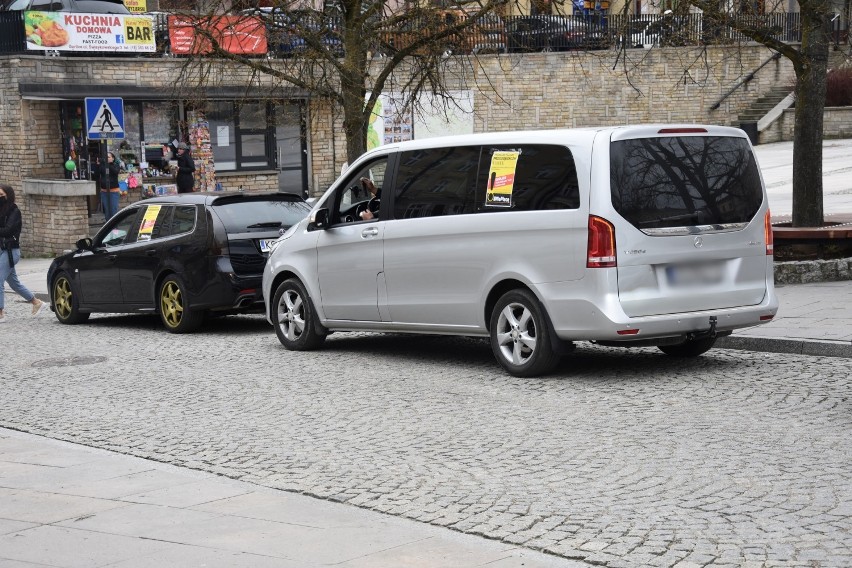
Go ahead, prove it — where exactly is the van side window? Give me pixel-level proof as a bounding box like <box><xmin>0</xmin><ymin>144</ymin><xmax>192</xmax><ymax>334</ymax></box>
<box><xmin>478</xmin><ymin>145</ymin><xmax>580</xmax><ymax>211</ymax></box>
<box><xmin>394</xmin><ymin>147</ymin><xmax>479</xmax><ymax>219</ymax></box>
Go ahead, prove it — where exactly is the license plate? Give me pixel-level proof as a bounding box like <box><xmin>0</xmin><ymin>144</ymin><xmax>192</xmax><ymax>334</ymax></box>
<box><xmin>258</xmin><ymin>239</ymin><xmax>274</xmax><ymax>253</ymax></box>
<box><xmin>666</xmin><ymin>262</ymin><xmax>724</xmax><ymax>287</ymax></box>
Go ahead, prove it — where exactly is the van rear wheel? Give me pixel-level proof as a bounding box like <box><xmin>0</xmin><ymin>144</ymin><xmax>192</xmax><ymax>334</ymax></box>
<box><xmin>490</xmin><ymin>289</ymin><xmax>560</xmax><ymax>377</ymax></box>
<box><xmin>658</xmin><ymin>337</ymin><xmax>717</xmax><ymax>357</ymax></box>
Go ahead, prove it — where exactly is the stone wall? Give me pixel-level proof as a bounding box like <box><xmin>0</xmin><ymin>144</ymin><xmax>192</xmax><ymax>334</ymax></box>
<box><xmin>20</xmin><ymin>180</ymin><xmax>94</xmax><ymax>257</ymax></box>
<box><xmin>761</xmin><ymin>107</ymin><xmax>852</xmax><ymax>144</ymax></box>
<box><xmin>0</xmin><ymin>46</ymin><xmax>800</xmax><ymax>254</ymax></box>
<box><xmin>775</xmin><ymin>258</ymin><xmax>852</xmax><ymax>284</ymax></box>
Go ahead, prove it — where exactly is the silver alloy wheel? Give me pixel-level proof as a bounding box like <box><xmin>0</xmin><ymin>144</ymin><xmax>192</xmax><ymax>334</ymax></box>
<box><xmin>277</xmin><ymin>288</ymin><xmax>306</xmax><ymax>341</ymax></box>
<box><xmin>495</xmin><ymin>301</ymin><xmax>538</xmax><ymax>366</ymax></box>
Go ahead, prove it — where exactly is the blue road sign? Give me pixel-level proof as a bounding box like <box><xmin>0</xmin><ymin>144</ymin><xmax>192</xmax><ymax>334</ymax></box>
<box><xmin>85</xmin><ymin>97</ymin><xmax>125</xmax><ymax>140</ymax></box>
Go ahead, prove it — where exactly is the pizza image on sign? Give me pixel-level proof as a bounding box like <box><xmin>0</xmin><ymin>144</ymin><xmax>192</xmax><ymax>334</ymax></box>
<box><xmin>25</xmin><ymin>12</ymin><xmax>69</xmax><ymax>47</ymax></box>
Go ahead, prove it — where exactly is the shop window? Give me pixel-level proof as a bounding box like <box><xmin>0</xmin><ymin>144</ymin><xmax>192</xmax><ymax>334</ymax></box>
<box><xmin>208</xmin><ymin>101</ymin><xmax>273</xmax><ymax>171</ymax></box>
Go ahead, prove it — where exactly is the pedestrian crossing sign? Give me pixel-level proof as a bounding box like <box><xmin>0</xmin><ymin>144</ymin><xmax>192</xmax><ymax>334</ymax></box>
<box><xmin>85</xmin><ymin>97</ymin><xmax>124</xmax><ymax>140</ymax></box>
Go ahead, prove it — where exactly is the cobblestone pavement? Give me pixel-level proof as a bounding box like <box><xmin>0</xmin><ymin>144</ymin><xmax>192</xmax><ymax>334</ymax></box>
<box><xmin>4</xmin><ymin>303</ymin><xmax>851</xmax><ymax>568</ymax></box>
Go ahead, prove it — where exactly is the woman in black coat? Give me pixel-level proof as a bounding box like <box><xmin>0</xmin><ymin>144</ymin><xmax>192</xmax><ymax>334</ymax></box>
<box><xmin>175</xmin><ymin>143</ymin><xmax>195</xmax><ymax>193</ymax></box>
<box><xmin>0</xmin><ymin>184</ymin><xmax>47</xmax><ymax>322</ymax></box>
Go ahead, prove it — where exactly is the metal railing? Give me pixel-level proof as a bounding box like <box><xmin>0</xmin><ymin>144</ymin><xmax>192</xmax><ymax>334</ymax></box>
<box><xmin>0</xmin><ymin>11</ymin><xmax>847</xmax><ymax>58</ymax></box>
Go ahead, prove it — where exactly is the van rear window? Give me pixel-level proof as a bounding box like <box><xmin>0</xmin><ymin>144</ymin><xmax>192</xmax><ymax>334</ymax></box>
<box><xmin>610</xmin><ymin>136</ymin><xmax>763</xmax><ymax>229</ymax></box>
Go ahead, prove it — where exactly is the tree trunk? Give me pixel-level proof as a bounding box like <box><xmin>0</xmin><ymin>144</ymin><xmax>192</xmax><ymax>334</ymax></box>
<box><xmin>791</xmin><ymin>9</ymin><xmax>830</xmax><ymax>227</ymax></box>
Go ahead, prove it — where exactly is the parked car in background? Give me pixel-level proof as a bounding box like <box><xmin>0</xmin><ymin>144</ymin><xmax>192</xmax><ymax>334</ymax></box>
<box><xmin>48</xmin><ymin>192</ymin><xmax>312</xmax><ymax>333</ymax></box>
<box><xmin>506</xmin><ymin>15</ymin><xmax>609</xmax><ymax>52</ymax></box>
<box><xmin>1</xmin><ymin>0</ymin><xmax>129</xmax><ymax>12</ymax></box>
<box><xmin>383</xmin><ymin>9</ymin><xmax>505</xmax><ymax>55</ymax></box>
<box><xmin>243</xmin><ymin>7</ymin><xmax>343</xmax><ymax>57</ymax></box>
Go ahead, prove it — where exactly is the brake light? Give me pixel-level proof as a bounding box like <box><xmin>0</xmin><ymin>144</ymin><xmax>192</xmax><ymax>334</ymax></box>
<box><xmin>657</xmin><ymin>128</ymin><xmax>708</xmax><ymax>134</ymax></box>
<box><xmin>587</xmin><ymin>215</ymin><xmax>616</xmax><ymax>268</ymax></box>
<box><xmin>760</xmin><ymin>315</ymin><xmax>774</xmax><ymax>321</ymax></box>
<box><xmin>617</xmin><ymin>329</ymin><xmax>640</xmax><ymax>335</ymax></box>
<box><xmin>764</xmin><ymin>210</ymin><xmax>774</xmax><ymax>255</ymax></box>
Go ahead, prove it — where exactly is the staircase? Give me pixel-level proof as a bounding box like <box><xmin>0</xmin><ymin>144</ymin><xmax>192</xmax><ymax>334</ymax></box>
<box><xmin>737</xmin><ymin>86</ymin><xmax>795</xmax><ymax>143</ymax></box>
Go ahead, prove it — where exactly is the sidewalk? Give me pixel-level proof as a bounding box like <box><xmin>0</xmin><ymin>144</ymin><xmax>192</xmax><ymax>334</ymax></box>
<box><xmin>0</xmin><ymin>428</ymin><xmax>580</xmax><ymax>568</ymax></box>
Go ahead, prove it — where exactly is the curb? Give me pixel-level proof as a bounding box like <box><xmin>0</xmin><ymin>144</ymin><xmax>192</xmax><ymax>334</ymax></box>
<box><xmin>717</xmin><ymin>335</ymin><xmax>852</xmax><ymax>358</ymax></box>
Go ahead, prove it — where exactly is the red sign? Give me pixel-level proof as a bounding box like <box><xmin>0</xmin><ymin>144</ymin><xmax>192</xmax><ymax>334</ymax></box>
<box><xmin>168</xmin><ymin>15</ymin><xmax>267</xmax><ymax>55</ymax></box>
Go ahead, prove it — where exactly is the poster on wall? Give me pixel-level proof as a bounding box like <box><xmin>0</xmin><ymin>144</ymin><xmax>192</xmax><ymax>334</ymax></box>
<box><xmin>168</xmin><ymin>15</ymin><xmax>267</xmax><ymax>55</ymax></box>
<box><xmin>366</xmin><ymin>91</ymin><xmax>473</xmax><ymax>150</ymax></box>
<box><xmin>24</xmin><ymin>12</ymin><xmax>155</xmax><ymax>52</ymax></box>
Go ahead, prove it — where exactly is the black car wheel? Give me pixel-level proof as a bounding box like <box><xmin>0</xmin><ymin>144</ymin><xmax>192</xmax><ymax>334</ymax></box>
<box><xmin>159</xmin><ymin>274</ymin><xmax>204</xmax><ymax>333</ymax></box>
<box><xmin>272</xmin><ymin>278</ymin><xmax>326</xmax><ymax>351</ymax></box>
<box><xmin>658</xmin><ymin>337</ymin><xmax>717</xmax><ymax>357</ymax></box>
<box><xmin>489</xmin><ymin>289</ymin><xmax>560</xmax><ymax>377</ymax></box>
<box><xmin>52</xmin><ymin>272</ymin><xmax>90</xmax><ymax>324</ymax></box>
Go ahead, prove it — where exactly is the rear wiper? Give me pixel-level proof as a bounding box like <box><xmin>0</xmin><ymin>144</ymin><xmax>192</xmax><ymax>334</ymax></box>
<box><xmin>246</xmin><ymin>222</ymin><xmax>282</xmax><ymax>228</ymax></box>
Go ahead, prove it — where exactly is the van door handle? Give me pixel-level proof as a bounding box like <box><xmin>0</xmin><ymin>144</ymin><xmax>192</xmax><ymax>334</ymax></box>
<box><xmin>146</xmin><ymin>250</ymin><xmax>158</xmax><ymax>256</ymax></box>
<box><xmin>361</xmin><ymin>227</ymin><xmax>379</xmax><ymax>238</ymax></box>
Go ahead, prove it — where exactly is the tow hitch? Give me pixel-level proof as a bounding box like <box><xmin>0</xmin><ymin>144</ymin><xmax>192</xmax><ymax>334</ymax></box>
<box><xmin>687</xmin><ymin>316</ymin><xmax>717</xmax><ymax>341</ymax></box>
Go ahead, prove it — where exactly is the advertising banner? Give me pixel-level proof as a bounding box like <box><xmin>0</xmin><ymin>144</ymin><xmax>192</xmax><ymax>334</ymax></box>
<box><xmin>24</xmin><ymin>11</ymin><xmax>155</xmax><ymax>52</ymax></box>
<box><xmin>485</xmin><ymin>151</ymin><xmax>520</xmax><ymax>208</ymax></box>
<box><xmin>168</xmin><ymin>15</ymin><xmax>267</xmax><ymax>55</ymax></box>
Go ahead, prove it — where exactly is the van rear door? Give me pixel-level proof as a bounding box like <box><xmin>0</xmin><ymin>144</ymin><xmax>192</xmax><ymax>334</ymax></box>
<box><xmin>607</xmin><ymin>129</ymin><xmax>771</xmax><ymax>318</ymax></box>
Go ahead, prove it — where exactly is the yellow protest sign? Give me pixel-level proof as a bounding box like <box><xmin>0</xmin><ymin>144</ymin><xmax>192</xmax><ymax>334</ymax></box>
<box><xmin>485</xmin><ymin>151</ymin><xmax>520</xmax><ymax>208</ymax></box>
<box><xmin>137</xmin><ymin>205</ymin><xmax>161</xmax><ymax>241</ymax></box>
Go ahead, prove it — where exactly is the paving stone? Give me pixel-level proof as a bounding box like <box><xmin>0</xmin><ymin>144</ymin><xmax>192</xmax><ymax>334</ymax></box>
<box><xmin>3</xmin><ymin>305</ymin><xmax>851</xmax><ymax>568</ymax></box>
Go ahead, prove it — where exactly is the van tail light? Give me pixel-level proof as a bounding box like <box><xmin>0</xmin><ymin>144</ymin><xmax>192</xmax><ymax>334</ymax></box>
<box><xmin>764</xmin><ymin>210</ymin><xmax>774</xmax><ymax>256</ymax></box>
<box><xmin>587</xmin><ymin>215</ymin><xmax>616</xmax><ymax>268</ymax></box>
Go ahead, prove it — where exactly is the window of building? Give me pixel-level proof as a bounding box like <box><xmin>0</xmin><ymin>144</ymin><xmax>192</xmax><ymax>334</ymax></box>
<box><xmin>208</xmin><ymin>100</ymin><xmax>273</xmax><ymax>171</ymax></box>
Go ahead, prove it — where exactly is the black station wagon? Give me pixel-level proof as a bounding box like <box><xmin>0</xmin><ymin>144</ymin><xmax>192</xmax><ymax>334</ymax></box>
<box><xmin>48</xmin><ymin>192</ymin><xmax>311</xmax><ymax>333</ymax></box>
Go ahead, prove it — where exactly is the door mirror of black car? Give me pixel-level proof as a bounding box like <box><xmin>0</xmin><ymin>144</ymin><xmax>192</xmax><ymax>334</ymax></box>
<box><xmin>309</xmin><ymin>207</ymin><xmax>329</xmax><ymax>230</ymax></box>
<box><xmin>75</xmin><ymin>237</ymin><xmax>93</xmax><ymax>250</ymax></box>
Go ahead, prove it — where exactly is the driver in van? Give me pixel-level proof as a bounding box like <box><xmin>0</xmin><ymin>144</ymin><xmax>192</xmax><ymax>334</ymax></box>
<box><xmin>358</xmin><ymin>176</ymin><xmax>381</xmax><ymax>220</ymax></box>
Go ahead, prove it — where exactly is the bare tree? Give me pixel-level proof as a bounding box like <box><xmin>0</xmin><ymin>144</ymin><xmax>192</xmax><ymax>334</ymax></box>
<box><xmin>173</xmin><ymin>0</ymin><xmax>506</xmax><ymax>164</ymax></box>
<box><xmin>686</xmin><ymin>0</ymin><xmax>836</xmax><ymax>227</ymax></box>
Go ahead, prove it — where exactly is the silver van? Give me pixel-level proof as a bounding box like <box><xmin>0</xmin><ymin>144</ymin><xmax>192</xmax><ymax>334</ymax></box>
<box><xmin>262</xmin><ymin>125</ymin><xmax>778</xmax><ymax>376</ymax></box>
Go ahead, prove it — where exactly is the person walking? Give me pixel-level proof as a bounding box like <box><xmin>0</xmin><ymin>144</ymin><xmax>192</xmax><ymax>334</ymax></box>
<box><xmin>175</xmin><ymin>143</ymin><xmax>195</xmax><ymax>193</ymax></box>
<box><xmin>0</xmin><ymin>184</ymin><xmax>47</xmax><ymax>323</ymax></box>
<box><xmin>96</xmin><ymin>151</ymin><xmax>121</xmax><ymax>221</ymax></box>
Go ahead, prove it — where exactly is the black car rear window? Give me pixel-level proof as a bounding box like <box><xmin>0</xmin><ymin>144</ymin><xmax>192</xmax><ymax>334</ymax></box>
<box><xmin>212</xmin><ymin>197</ymin><xmax>311</xmax><ymax>232</ymax></box>
<box><xmin>610</xmin><ymin>136</ymin><xmax>763</xmax><ymax>229</ymax></box>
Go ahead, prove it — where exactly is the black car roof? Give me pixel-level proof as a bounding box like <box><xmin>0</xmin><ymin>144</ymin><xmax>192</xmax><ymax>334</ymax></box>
<box><xmin>141</xmin><ymin>191</ymin><xmax>307</xmax><ymax>206</ymax></box>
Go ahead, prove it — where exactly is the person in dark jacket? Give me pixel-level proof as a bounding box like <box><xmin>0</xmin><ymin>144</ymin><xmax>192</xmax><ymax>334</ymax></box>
<box><xmin>0</xmin><ymin>184</ymin><xmax>47</xmax><ymax>323</ymax></box>
<box><xmin>95</xmin><ymin>151</ymin><xmax>121</xmax><ymax>221</ymax></box>
<box><xmin>175</xmin><ymin>143</ymin><xmax>195</xmax><ymax>193</ymax></box>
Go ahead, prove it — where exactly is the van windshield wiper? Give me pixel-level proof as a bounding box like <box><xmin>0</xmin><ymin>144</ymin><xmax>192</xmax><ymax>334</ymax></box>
<box><xmin>246</xmin><ymin>222</ymin><xmax>282</xmax><ymax>228</ymax></box>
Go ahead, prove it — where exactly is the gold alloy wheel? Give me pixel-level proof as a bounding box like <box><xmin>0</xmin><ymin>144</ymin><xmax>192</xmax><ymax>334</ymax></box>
<box><xmin>160</xmin><ymin>280</ymin><xmax>183</xmax><ymax>329</ymax></box>
<box><xmin>53</xmin><ymin>276</ymin><xmax>73</xmax><ymax>320</ymax></box>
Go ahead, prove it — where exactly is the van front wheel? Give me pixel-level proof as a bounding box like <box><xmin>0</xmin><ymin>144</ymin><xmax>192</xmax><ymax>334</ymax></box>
<box><xmin>272</xmin><ymin>278</ymin><xmax>326</xmax><ymax>351</ymax></box>
<box><xmin>490</xmin><ymin>289</ymin><xmax>560</xmax><ymax>377</ymax></box>
<box><xmin>658</xmin><ymin>336</ymin><xmax>716</xmax><ymax>357</ymax></box>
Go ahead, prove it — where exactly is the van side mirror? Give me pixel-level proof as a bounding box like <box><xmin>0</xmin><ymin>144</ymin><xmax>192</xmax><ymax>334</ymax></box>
<box><xmin>309</xmin><ymin>208</ymin><xmax>330</xmax><ymax>230</ymax></box>
<box><xmin>75</xmin><ymin>237</ymin><xmax>93</xmax><ymax>250</ymax></box>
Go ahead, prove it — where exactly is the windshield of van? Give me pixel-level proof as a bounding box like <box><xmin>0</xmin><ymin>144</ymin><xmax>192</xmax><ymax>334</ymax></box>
<box><xmin>610</xmin><ymin>136</ymin><xmax>763</xmax><ymax>229</ymax></box>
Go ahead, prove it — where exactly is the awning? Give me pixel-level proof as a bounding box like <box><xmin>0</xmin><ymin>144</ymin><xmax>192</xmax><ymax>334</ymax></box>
<box><xmin>19</xmin><ymin>83</ymin><xmax>310</xmax><ymax>101</ymax></box>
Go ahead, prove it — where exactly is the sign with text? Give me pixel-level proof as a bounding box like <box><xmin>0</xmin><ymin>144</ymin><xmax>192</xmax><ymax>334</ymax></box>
<box><xmin>168</xmin><ymin>15</ymin><xmax>267</xmax><ymax>55</ymax></box>
<box><xmin>123</xmin><ymin>0</ymin><xmax>148</xmax><ymax>13</ymax></box>
<box><xmin>24</xmin><ymin>11</ymin><xmax>155</xmax><ymax>52</ymax></box>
